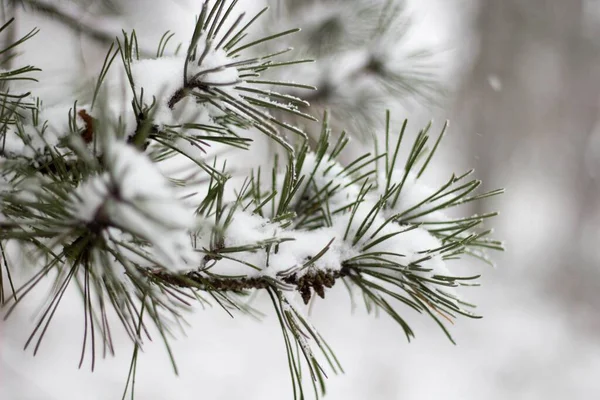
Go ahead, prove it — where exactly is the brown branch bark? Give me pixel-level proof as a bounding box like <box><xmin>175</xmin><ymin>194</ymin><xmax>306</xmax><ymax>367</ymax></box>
<box><xmin>144</xmin><ymin>266</ymin><xmax>351</xmax><ymax>304</ymax></box>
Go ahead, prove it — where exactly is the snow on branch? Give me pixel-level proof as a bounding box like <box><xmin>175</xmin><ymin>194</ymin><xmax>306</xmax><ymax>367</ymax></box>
<box><xmin>0</xmin><ymin>1</ymin><xmax>503</xmax><ymax>398</ymax></box>
<box><xmin>68</xmin><ymin>141</ymin><xmax>200</xmax><ymax>272</ymax></box>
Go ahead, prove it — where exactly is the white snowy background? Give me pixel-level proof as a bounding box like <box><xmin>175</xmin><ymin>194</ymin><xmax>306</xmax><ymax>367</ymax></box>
<box><xmin>2</xmin><ymin>0</ymin><xmax>600</xmax><ymax>399</ymax></box>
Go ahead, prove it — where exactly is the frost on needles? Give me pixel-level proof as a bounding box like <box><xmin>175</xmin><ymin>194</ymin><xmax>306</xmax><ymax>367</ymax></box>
<box><xmin>0</xmin><ymin>1</ymin><xmax>503</xmax><ymax>398</ymax></box>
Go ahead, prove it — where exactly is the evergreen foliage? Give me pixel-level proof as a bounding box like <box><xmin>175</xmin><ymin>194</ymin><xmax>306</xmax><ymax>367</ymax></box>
<box><xmin>0</xmin><ymin>1</ymin><xmax>502</xmax><ymax>398</ymax></box>
<box><xmin>262</xmin><ymin>0</ymin><xmax>441</xmax><ymax>138</ymax></box>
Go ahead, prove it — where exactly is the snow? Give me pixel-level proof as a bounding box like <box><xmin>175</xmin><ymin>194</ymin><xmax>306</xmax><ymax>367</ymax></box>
<box><xmin>68</xmin><ymin>141</ymin><xmax>200</xmax><ymax>272</ymax></box>
<box><xmin>198</xmin><ymin>147</ymin><xmax>455</xmax><ymax>284</ymax></box>
<box><xmin>126</xmin><ymin>37</ymin><xmax>240</xmax><ymax>129</ymax></box>
<box><xmin>266</xmin><ymin>225</ymin><xmax>357</xmax><ymax>278</ymax></box>
<box><xmin>0</xmin><ymin>103</ymin><xmax>87</xmax><ymax>160</ymax></box>
<box><xmin>207</xmin><ymin>209</ymin><xmax>356</xmax><ymax>278</ymax></box>
<box><xmin>129</xmin><ymin>56</ymin><xmax>185</xmax><ymax>124</ymax></box>
<box><xmin>291</xmin><ymin>153</ymin><xmax>452</xmax><ymax>276</ymax></box>
<box><xmin>223</xmin><ymin>211</ymin><xmax>281</xmax><ymax>247</ymax></box>
<box><xmin>487</xmin><ymin>74</ymin><xmax>502</xmax><ymax>92</ymax></box>
<box><xmin>69</xmin><ymin>174</ymin><xmax>109</xmax><ymax>223</ymax></box>
<box><xmin>189</xmin><ymin>46</ymin><xmax>240</xmax><ymax>85</ymax></box>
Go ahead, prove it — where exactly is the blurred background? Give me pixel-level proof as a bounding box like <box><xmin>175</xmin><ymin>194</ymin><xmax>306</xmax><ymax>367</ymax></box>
<box><xmin>2</xmin><ymin>0</ymin><xmax>600</xmax><ymax>398</ymax></box>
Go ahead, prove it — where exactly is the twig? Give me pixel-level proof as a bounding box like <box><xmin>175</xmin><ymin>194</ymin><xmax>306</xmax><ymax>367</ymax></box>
<box><xmin>144</xmin><ymin>266</ymin><xmax>351</xmax><ymax>304</ymax></box>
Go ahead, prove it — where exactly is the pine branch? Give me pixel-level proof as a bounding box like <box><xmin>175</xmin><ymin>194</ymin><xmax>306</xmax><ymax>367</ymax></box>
<box><xmin>144</xmin><ymin>266</ymin><xmax>349</xmax><ymax>302</ymax></box>
<box><xmin>260</xmin><ymin>0</ymin><xmax>442</xmax><ymax>139</ymax></box>
<box><xmin>0</xmin><ymin>2</ymin><xmax>503</xmax><ymax>398</ymax></box>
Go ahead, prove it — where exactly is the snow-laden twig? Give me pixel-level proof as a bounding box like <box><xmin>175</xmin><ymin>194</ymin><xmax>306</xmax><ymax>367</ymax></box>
<box><xmin>0</xmin><ymin>2</ymin><xmax>502</xmax><ymax>398</ymax></box>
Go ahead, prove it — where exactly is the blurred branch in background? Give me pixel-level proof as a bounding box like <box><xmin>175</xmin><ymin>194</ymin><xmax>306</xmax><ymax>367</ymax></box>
<box><xmin>12</xmin><ymin>0</ymin><xmax>122</xmax><ymax>45</ymax></box>
<box><xmin>260</xmin><ymin>0</ymin><xmax>442</xmax><ymax>142</ymax></box>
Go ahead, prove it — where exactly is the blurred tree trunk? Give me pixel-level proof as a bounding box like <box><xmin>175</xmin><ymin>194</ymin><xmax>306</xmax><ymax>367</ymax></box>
<box><xmin>457</xmin><ymin>0</ymin><xmax>599</xmax><ymax>187</ymax></box>
<box><xmin>455</xmin><ymin>0</ymin><xmax>600</xmax><ymax>325</ymax></box>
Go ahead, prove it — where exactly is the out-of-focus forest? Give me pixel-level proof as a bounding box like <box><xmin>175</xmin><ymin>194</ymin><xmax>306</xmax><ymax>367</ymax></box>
<box><xmin>1</xmin><ymin>0</ymin><xmax>599</xmax><ymax>398</ymax></box>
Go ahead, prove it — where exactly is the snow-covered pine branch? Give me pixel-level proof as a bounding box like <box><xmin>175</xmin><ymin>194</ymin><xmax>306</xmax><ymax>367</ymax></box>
<box><xmin>0</xmin><ymin>1</ymin><xmax>503</xmax><ymax>398</ymax></box>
